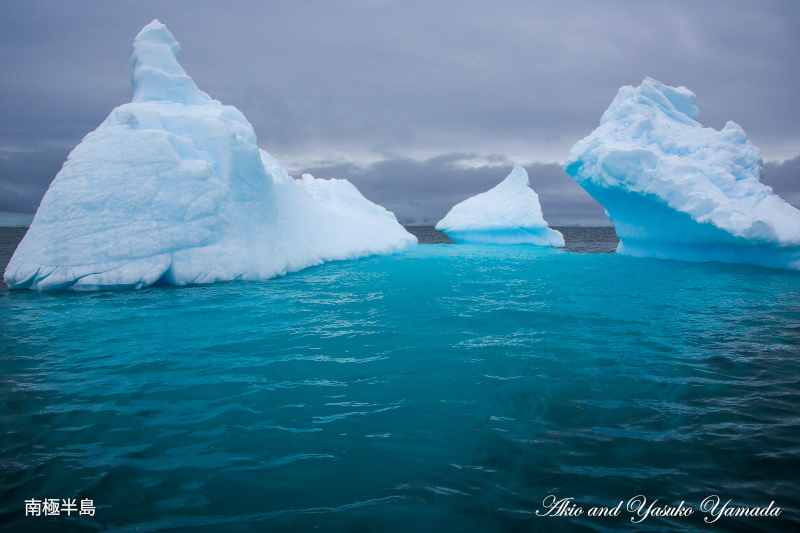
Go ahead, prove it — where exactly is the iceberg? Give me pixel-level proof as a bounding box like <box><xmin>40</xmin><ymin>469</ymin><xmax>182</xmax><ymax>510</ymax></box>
<box><xmin>4</xmin><ymin>20</ymin><xmax>415</xmax><ymax>291</ymax></box>
<box><xmin>565</xmin><ymin>77</ymin><xmax>800</xmax><ymax>270</ymax></box>
<box><xmin>435</xmin><ymin>164</ymin><xmax>564</xmax><ymax>246</ymax></box>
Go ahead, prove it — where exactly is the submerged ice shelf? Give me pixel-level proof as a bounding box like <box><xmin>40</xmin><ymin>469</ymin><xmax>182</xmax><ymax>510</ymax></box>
<box><xmin>565</xmin><ymin>77</ymin><xmax>800</xmax><ymax>270</ymax></box>
<box><xmin>436</xmin><ymin>164</ymin><xmax>564</xmax><ymax>246</ymax></box>
<box><xmin>4</xmin><ymin>20</ymin><xmax>415</xmax><ymax>291</ymax></box>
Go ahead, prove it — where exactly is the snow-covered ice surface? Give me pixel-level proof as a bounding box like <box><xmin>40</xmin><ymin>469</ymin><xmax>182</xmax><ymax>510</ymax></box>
<box><xmin>435</xmin><ymin>164</ymin><xmax>564</xmax><ymax>246</ymax></box>
<box><xmin>565</xmin><ymin>77</ymin><xmax>800</xmax><ymax>270</ymax></box>
<box><xmin>4</xmin><ymin>20</ymin><xmax>415</xmax><ymax>291</ymax></box>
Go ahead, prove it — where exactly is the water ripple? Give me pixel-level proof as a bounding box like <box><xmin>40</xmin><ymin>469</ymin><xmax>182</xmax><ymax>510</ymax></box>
<box><xmin>2</xmin><ymin>241</ymin><xmax>799</xmax><ymax>531</ymax></box>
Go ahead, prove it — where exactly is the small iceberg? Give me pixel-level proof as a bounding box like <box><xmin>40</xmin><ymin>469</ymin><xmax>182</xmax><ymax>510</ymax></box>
<box><xmin>565</xmin><ymin>77</ymin><xmax>800</xmax><ymax>270</ymax></box>
<box><xmin>435</xmin><ymin>164</ymin><xmax>564</xmax><ymax>246</ymax></box>
<box><xmin>4</xmin><ymin>20</ymin><xmax>415</xmax><ymax>291</ymax></box>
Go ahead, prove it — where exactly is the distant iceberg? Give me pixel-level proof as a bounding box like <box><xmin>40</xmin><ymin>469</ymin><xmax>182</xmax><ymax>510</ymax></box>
<box><xmin>565</xmin><ymin>77</ymin><xmax>800</xmax><ymax>270</ymax></box>
<box><xmin>436</xmin><ymin>164</ymin><xmax>564</xmax><ymax>246</ymax></box>
<box><xmin>4</xmin><ymin>20</ymin><xmax>415</xmax><ymax>291</ymax></box>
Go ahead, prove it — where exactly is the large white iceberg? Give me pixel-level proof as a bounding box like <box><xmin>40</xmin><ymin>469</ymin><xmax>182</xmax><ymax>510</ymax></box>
<box><xmin>435</xmin><ymin>164</ymin><xmax>564</xmax><ymax>246</ymax></box>
<box><xmin>565</xmin><ymin>77</ymin><xmax>800</xmax><ymax>270</ymax></box>
<box><xmin>4</xmin><ymin>20</ymin><xmax>415</xmax><ymax>291</ymax></box>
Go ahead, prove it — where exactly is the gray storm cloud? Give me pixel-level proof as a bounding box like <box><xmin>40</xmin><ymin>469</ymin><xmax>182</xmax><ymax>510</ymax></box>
<box><xmin>1</xmin><ymin>1</ymin><xmax>798</xmax><ymax>223</ymax></box>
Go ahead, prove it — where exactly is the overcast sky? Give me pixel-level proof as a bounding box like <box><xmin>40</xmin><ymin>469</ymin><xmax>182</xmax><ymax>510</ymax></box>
<box><xmin>1</xmin><ymin>0</ymin><xmax>798</xmax><ymax>224</ymax></box>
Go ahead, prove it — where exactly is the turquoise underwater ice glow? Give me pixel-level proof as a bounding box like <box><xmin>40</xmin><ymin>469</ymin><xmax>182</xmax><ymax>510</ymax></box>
<box><xmin>2</xmin><ymin>242</ymin><xmax>800</xmax><ymax>531</ymax></box>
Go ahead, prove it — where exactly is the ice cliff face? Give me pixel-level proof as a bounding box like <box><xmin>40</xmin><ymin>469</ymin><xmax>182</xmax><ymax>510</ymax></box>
<box><xmin>5</xmin><ymin>20</ymin><xmax>415</xmax><ymax>291</ymax></box>
<box><xmin>436</xmin><ymin>164</ymin><xmax>564</xmax><ymax>246</ymax></box>
<box><xmin>565</xmin><ymin>77</ymin><xmax>800</xmax><ymax>270</ymax></box>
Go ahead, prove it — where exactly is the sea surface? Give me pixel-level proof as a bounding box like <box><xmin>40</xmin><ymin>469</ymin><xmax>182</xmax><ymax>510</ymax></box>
<box><xmin>1</xmin><ymin>227</ymin><xmax>799</xmax><ymax>532</ymax></box>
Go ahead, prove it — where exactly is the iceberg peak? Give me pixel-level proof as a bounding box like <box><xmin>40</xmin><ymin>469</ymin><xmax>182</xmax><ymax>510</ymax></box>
<box><xmin>135</xmin><ymin>20</ymin><xmax>180</xmax><ymax>52</ymax></box>
<box><xmin>497</xmin><ymin>163</ymin><xmax>529</xmax><ymax>189</ymax></box>
<box><xmin>131</xmin><ymin>19</ymin><xmax>211</xmax><ymax>105</ymax></box>
<box><xmin>601</xmin><ymin>77</ymin><xmax>699</xmax><ymax>128</ymax></box>
<box><xmin>640</xmin><ymin>76</ymin><xmax>699</xmax><ymax>121</ymax></box>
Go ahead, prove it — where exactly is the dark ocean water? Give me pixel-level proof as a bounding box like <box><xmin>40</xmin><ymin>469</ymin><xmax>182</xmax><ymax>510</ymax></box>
<box><xmin>404</xmin><ymin>226</ymin><xmax>454</xmax><ymax>245</ymax></box>
<box><xmin>1</xmin><ymin>227</ymin><xmax>799</xmax><ymax>532</ymax></box>
<box><xmin>0</xmin><ymin>227</ymin><xmax>26</xmax><ymax>285</ymax></box>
